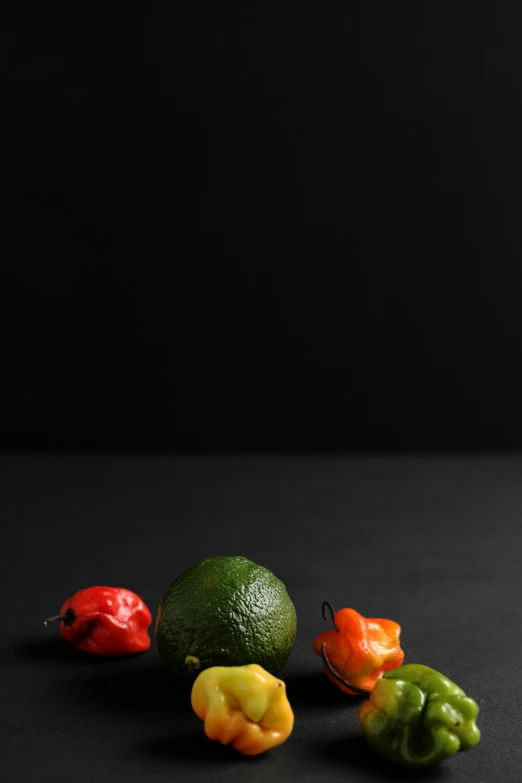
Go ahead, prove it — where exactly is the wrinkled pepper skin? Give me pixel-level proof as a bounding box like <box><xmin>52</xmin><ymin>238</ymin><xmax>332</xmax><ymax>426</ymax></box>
<box><xmin>191</xmin><ymin>663</ymin><xmax>294</xmax><ymax>755</ymax></box>
<box><xmin>314</xmin><ymin>607</ymin><xmax>404</xmax><ymax>695</ymax></box>
<box><xmin>48</xmin><ymin>586</ymin><xmax>152</xmax><ymax>655</ymax></box>
<box><xmin>360</xmin><ymin>664</ymin><xmax>481</xmax><ymax>768</ymax></box>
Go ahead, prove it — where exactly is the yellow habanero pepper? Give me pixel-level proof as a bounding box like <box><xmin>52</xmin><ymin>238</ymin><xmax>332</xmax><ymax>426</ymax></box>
<box><xmin>191</xmin><ymin>663</ymin><xmax>294</xmax><ymax>755</ymax></box>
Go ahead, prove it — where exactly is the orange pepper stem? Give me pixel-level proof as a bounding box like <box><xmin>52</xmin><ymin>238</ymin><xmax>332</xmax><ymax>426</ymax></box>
<box><xmin>44</xmin><ymin>608</ymin><xmax>76</xmax><ymax>627</ymax></box>
<box><xmin>321</xmin><ymin>600</ymin><xmax>339</xmax><ymax>629</ymax></box>
<box><xmin>320</xmin><ymin>643</ymin><xmax>370</xmax><ymax>697</ymax></box>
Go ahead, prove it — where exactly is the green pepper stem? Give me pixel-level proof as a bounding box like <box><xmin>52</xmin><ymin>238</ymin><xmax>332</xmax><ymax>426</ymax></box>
<box><xmin>320</xmin><ymin>643</ymin><xmax>370</xmax><ymax>697</ymax></box>
<box><xmin>44</xmin><ymin>608</ymin><xmax>76</xmax><ymax>627</ymax></box>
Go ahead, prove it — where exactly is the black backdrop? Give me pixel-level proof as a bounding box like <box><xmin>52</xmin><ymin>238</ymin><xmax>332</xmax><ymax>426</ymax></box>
<box><xmin>3</xmin><ymin>5</ymin><xmax>522</xmax><ymax>451</ymax></box>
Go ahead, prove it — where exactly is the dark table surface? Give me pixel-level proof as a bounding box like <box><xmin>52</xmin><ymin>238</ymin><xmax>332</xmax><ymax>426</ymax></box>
<box><xmin>1</xmin><ymin>452</ymin><xmax>518</xmax><ymax>782</ymax></box>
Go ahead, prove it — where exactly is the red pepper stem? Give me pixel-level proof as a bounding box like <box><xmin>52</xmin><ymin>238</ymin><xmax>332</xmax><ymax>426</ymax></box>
<box><xmin>44</xmin><ymin>607</ymin><xmax>76</xmax><ymax>627</ymax></box>
<box><xmin>320</xmin><ymin>643</ymin><xmax>370</xmax><ymax>697</ymax></box>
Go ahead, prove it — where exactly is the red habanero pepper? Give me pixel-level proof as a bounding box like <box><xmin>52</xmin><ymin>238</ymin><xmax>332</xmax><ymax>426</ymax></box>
<box><xmin>44</xmin><ymin>586</ymin><xmax>152</xmax><ymax>656</ymax></box>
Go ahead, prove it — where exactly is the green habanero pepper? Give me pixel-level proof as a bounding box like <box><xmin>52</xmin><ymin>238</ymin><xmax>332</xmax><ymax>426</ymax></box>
<box><xmin>359</xmin><ymin>664</ymin><xmax>481</xmax><ymax>768</ymax></box>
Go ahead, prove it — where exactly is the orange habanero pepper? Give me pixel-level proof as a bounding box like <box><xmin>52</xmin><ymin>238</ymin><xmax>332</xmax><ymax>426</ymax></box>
<box><xmin>313</xmin><ymin>601</ymin><xmax>404</xmax><ymax>696</ymax></box>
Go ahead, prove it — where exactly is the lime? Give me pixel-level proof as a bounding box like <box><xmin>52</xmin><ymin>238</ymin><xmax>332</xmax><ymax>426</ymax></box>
<box><xmin>155</xmin><ymin>556</ymin><xmax>297</xmax><ymax>679</ymax></box>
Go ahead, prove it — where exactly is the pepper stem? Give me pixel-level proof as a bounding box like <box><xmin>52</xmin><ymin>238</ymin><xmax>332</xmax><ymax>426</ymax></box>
<box><xmin>322</xmin><ymin>600</ymin><xmax>339</xmax><ymax>630</ymax></box>
<box><xmin>320</xmin><ymin>643</ymin><xmax>370</xmax><ymax>697</ymax></box>
<box><xmin>44</xmin><ymin>607</ymin><xmax>76</xmax><ymax>627</ymax></box>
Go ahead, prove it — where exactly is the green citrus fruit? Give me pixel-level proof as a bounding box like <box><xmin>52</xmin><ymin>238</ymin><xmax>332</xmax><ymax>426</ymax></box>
<box><xmin>155</xmin><ymin>555</ymin><xmax>297</xmax><ymax>680</ymax></box>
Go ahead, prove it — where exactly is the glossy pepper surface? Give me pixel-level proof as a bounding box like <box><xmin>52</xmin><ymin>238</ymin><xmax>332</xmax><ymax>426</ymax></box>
<box><xmin>313</xmin><ymin>602</ymin><xmax>404</xmax><ymax>695</ymax></box>
<box><xmin>360</xmin><ymin>664</ymin><xmax>481</xmax><ymax>768</ymax></box>
<box><xmin>191</xmin><ymin>663</ymin><xmax>294</xmax><ymax>755</ymax></box>
<box><xmin>45</xmin><ymin>586</ymin><xmax>152</xmax><ymax>655</ymax></box>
